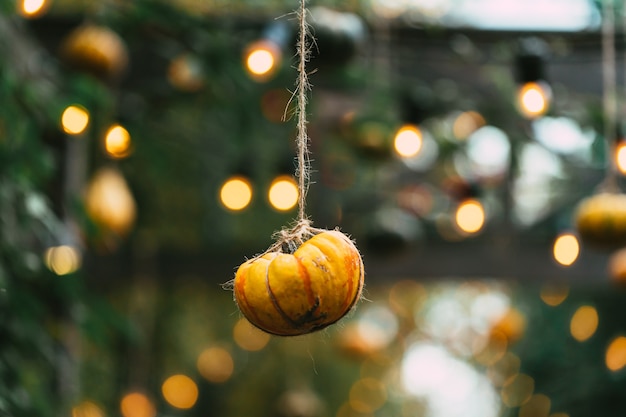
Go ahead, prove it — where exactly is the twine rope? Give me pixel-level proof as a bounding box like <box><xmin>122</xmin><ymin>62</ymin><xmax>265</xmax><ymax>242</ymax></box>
<box><xmin>295</xmin><ymin>0</ymin><xmax>311</xmax><ymax>223</ymax></box>
<box><xmin>601</xmin><ymin>0</ymin><xmax>618</xmax><ymax>190</ymax></box>
<box><xmin>262</xmin><ymin>0</ymin><xmax>324</xmax><ymax>255</ymax></box>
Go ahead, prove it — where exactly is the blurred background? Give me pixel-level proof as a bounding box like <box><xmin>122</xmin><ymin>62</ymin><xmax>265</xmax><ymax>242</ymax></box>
<box><xmin>4</xmin><ymin>0</ymin><xmax>626</xmax><ymax>416</ymax></box>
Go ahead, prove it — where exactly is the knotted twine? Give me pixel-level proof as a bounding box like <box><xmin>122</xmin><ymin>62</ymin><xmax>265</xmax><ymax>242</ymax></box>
<box><xmin>263</xmin><ymin>0</ymin><xmax>327</xmax><ymax>255</ymax></box>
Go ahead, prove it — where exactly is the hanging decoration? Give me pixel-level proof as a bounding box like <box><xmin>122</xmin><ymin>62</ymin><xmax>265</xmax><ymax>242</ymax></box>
<box><xmin>60</xmin><ymin>24</ymin><xmax>128</xmax><ymax>80</ymax></box>
<box><xmin>574</xmin><ymin>0</ymin><xmax>626</xmax><ymax>249</ymax></box>
<box><xmin>229</xmin><ymin>0</ymin><xmax>365</xmax><ymax>336</ymax></box>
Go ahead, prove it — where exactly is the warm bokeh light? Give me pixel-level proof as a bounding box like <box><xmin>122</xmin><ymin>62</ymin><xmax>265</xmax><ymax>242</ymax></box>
<box><xmin>518</xmin><ymin>81</ymin><xmax>550</xmax><ymax>119</ymax></box>
<box><xmin>455</xmin><ymin>199</ymin><xmax>485</xmax><ymax>234</ymax></box>
<box><xmin>44</xmin><ymin>245</ymin><xmax>81</xmax><ymax>276</ymax></box>
<box><xmin>393</xmin><ymin>124</ymin><xmax>423</xmax><ymax>158</ymax></box>
<box><xmin>453</xmin><ymin>110</ymin><xmax>486</xmax><ymax>140</ymax></box>
<box><xmin>605</xmin><ymin>336</ymin><xmax>626</xmax><ymax>371</ymax></box>
<box><xmin>488</xmin><ymin>352</ymin><xmax>521</xmax><ymax>387</ymax></box>
<box><xmin>244</xmin><ymin>40</ymin><xmax>281</xmax><ymax>81</ymax></box>
<box><xmin>540</xmin><ymin>283</ymin><xmax>569</xmax><ymax>306</ymax></box>
<box><xmin>474</xmin><ymin>330</ymin><xmax>507</xmax><ymax>366</ymax></box>
<box><xmin>105</xmin><ymin>124</ymin><xmax>132</xmax><ymax>158</ymax></box>
<box><xmin>219</xmin><ymin>176</ymin><xmax>253</xmax><ymax>211</ymax></box>
<box><xmin>518</xmin><ymin>394</ymin><xmax>551</xmax><ymax>417</ymax></box>
<box><xmin>349</xmin><ymin>378</ymin><xmax>387</xmax><ymax>413</ymax></box>
<box><xmin>233</xmin><ymin>318</ymin><xmax>271</xmax><ymax>351</ymax></box>
<box><xmin>85</xmin><ymin>167</ymin><xmax>137</xmax><ymax>236</ymax></box>
<box><xmin>197</xmin><ymin>346</ymin><xmax>234</xmax><ymax>383</ymax></box>
<box><xmin>120</xmin><ymin>392</ymin><xmax>156</xmax><ymax>417</ymax></box>
<box><xmin>19</xmin><ymin>0</ymin><xmax>48</xmax><ymax>17</ymax></box>
<box><xmin>268</xmin><ymin>175</ymin><xmax>299</xmax><ymax>211</ymax></box>
<box><xmin>388</xmin><ymin>279</ymin><xmax>427</xmax><ymax>318</ymax></box>
<box><xmin>161</xmin><ymin>374</ymin><xmax>198</xmax><ymax>409</ymax></box>
<box><xmin>500</xmin><ymin>373</ymin><xmax>534</xmax><ymax>407</ymax></box>
<box><xmin>552</xmin><ymin>233</ymin><xmax>579</xmax><ymax>266</ymax></box>
<box><xmin>616</xmin><ymin>142</ymin><xmax>626</xmax><ymax>175</ymax></box>
<box><xmin>72</xmin><ymin>401</ymin><xmax>105</xmax><ymax>417</ymax></box>
<box><xmin>61</xmin><ymin>105</ymin><xmax>90</xmax><ymax>135</ymax></box>
<box><xmin>570</xmin><ymin>305</ymin><xmax>598</xmax><ymax>342</ymax></box>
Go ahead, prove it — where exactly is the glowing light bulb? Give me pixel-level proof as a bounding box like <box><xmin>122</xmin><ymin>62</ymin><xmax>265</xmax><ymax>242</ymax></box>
<box><xmin>268</xmin><ymin>175</ymin><xmax>299</xmax><ymax>211</ymax></box>
<box><xmin>105</xmin><ymin>124</ymin><xmax>132</xmax><ymax>158</ymax></box>
<box><xmin>517</xmin><ymin>82</ymin><xmax>550</xmax><ymax>119</ymax></box>
<box><xmin>616</xmin><ymin>142</ymin><xmax>626</xmax><ymax>175</ymax></box>
<box><xmin>393</xmin><ymin>125</ymin><xmax>423</xmax><ymax>158</ymax></box>
<box><xmin>61</xmin><ymin>105</ymin><xmax>90</xmax><ymax>135</ymax></box>
<box><xmin>244</xmin><ymin>40</ymin><xmax>281</xmax><ymax>81</ymax></box>
<box><xmin>219</xmin><ymin>176</ymin><xmax>253</xmax><ymax>211</ymax></box>
<box><xmin>552</xmin><ymin>233</ymin><xmax>579</xmax><ymax>266</ymax></box>
<box><xmin>19</xmin><ymin>0</ymin><xmax>48</xmax><ymax>17</ymax></box>
<box><xmin>455</xmin><ymin>199</ymin><xmax>485</xmax><ymax>234</ymax></box>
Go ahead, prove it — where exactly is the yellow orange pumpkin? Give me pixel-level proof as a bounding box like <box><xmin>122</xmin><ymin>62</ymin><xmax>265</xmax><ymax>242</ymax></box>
<box><xmin>574</xmin><ymin>192</ymin><xmax>626</xmax><ymax>248</ymax></box>
<box><xmin>233</xmin><ymin>230</ymin><xmax>364</xmax><ymax>336</ymax></box>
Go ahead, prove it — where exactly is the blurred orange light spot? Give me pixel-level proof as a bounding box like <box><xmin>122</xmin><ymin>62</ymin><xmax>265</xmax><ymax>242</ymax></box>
<box><xmin>220</xmin><ymin>176</ymin><xmax>253</xmax><ymax>211</ymax></box>
<box><xmin>488</xmin><ymin>352</ymin><xmax>521</xmax><ymax>387</ymax></box>
<box><xmin>518</xmin><ymin>82</ymin><xmax>550</xmax><ymax>119</ymax></box>
<box><xmin>245</xmin><ymin>41</ymin><xmax>281</xmax><ymax>81</ymax></box>
<box><xmin>44</xmin><ymin>245</ymin><xmax>81</xmax><ymax>276</ymax></box>
<box><xmin>393</xmin><ymin>125</ymin><xmax>422</xmax><ymax>158</ymax></box>
<box><xmin>540</xmin><ymin>283</ymin><xmax>569</xmax><ymax>306</ymax></box>
<box><xmin>72</xmin><ymin>401</ymin><xmax>105</xmax><ymax>417</ymax></box>
<box><xmin>606</xmin><ymin>336</ymin><xmax>626</xmax><ymax>371</ymax></box>
<box><xmin>453</xmin><ymin>111</ymin><xmax>486</xmax><ymax>140</ymax></box>
<box><xmin>455</xmin><ymin>199</ymin><xmax>485</xmax><ymax>234</ymax></box>
<box><xmin>552</xmin><ymin>233</ymin><xmax>579</xmax><ymax>266</ymax></box>
<box><xmin>120</xmin><ymin>392</ymin><xmax>156</xmax><ymax>417</ymax></box>
<box><xmin>197</xmin><ymin>347</ymin><xmax>235</xmax><ymax>383</ymax></box>
<box><xmin>268</xmin><ymin>175</ymin><xmax>299</xmax><ymax>211</ymax></box>
<box><xmin>616</xmin><ymin>143</ymin><xmax>626</xmax><ymax>175</ymax></box>
<box><xmin>570</xmin><ymin>305</ymin><xmax>598</xmax><ymax>342</ymax></box>
<box><xmin>349</xmin><ymin>378</ymin><xmax>387</xmax><ymax>413</ymax></box>
<box><xmin>61</xmin><ymin>105</ymin><xmax>90</xmax><ymax>135</ymax></box>
<box><xmin>518</xmin><ymin>394</ymin><xmax>551</xmax><ymax>417</ymax></box>
<box><xmin>105</xmin><ymin>124</ymin><xmax>132</xmax><ymax>158</ymax></box>
<box><xmin>161</xmin><ymin>374</ymin><xmax>198</xmax><ymax>409</ymax></box>
<box><xmin>233</xmin><ymin>318</ymin><xmax>271</xmax><ymax>351</ymax></box>
<box><xmin>19</xmin><ymin>0</ymin><xmax>48</xmax><ymax>17</ymax></box>
<box><xmin>501</xmin><ymin>373</ymin><xmax>535</xmax><ymax>407</ymax></box>
<box><xmin>85</xmin><ymin>167</ymin><xmax>137</xmax><ymax>236</ymax></box>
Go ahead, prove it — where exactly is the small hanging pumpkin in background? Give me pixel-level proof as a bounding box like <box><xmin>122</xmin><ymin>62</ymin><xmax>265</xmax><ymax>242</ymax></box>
<box><xmin>574</xmin><ymin>192</ymin><xmax>626</xmax><ymax>249</ymax></box>
<box><xmin>60</xmin><ymin>24</ymin><xmax>128</xmax><ymax>80</ymax></box>
<box><xmin>233</xmin><ymin>228</ymin><xmax>364</xmax><ymax>336</ymax></box>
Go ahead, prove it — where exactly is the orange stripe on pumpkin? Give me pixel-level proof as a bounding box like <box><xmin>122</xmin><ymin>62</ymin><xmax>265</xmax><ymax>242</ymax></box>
<box><xmin>235</xmin><ymin>267</ymin><xmax>264</xmax><ymax>326</ymax></box>
<box><xmin>295</xmin><ymin>256</ymin><xmax>316</xmax><ymax>307</ymax></box>
<box><xmin>264</xmin><ymin>258</ymin><xmax>298</xmax><ymax>329</ymax></box>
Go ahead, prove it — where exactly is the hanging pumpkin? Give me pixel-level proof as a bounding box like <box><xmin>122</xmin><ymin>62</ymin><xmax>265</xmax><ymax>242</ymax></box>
<box><xmin>233</xmin><ymin>229</ymin><xmax>364</xmax><ymax>336</ymax></box>
<box><xmin>574</xmin><ymin>192</ymin><xmax>626</xmax><ymax>248</ymax></box>
<box><xmin>60</xmin><ymin>24</ymin><xmax>128</xmax><ymax>80</ymax></box>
